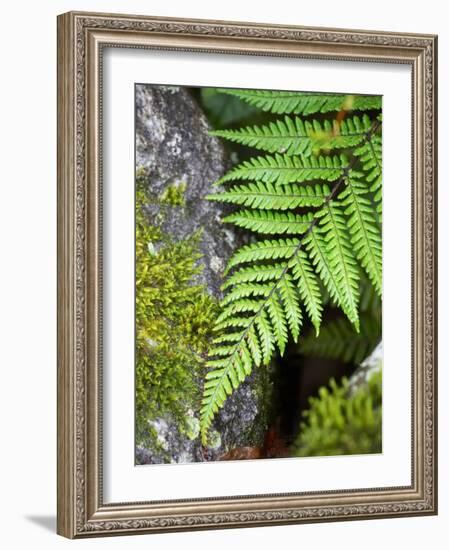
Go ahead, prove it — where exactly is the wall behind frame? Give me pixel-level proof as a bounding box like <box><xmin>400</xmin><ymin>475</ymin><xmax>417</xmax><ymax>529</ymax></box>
<box><xmin>0</xmin><ymin>1</ymin><xmax>444</xmax><ymax>549</ymax></box>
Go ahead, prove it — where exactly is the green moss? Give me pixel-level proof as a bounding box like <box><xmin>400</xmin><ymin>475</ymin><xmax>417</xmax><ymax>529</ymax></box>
<box><xmin>206</xmin><ymin>429</ymin><xmax>222</xmax><ymax>450</ymax></box>
<box><xmin>291</xmin><ymin>368</ymin><xmax>382</xmax><ymax>457</ymax></box>
<box><xmin>135</xmin><ymin>169</ymin><xmax>218</xmax><ymax>449</ymax></box>
<box><xmin>160</xmin><ymin>181</ymin><xmax>187</xmax><ymax>206</ymax></box>
<box><xmin>181</xmin><ymin>415</ymin><xmax>201</xmax><ymax>441</ymax></box>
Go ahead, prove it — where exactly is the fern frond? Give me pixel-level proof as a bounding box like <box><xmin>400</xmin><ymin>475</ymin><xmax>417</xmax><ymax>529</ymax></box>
<box><xmin>314</xmin><ymin>202</ymin><xmax>360</xmax><ymax>330</ymax></box>
<box><xmin>201</xmin><ymin>254</ymin><xmax>299</xmax><ymax>440</ymax></box>
<box><xmin>216</xmin><ymin>298</ymin><xmax>264</xmax><ymax>324</ymax></box>
<box><xmin>339</xmin><ymin>171</ymin><xmax>382</xmax><ymax>294</ymax></box>
<box><xmin>212</xmin><ymin>115</ymin><xmax>371</xmax><ymax>157</ymax></box>
<box><xmin>216</xmin><ymin>89</ymin><xmax>382</xmax><ymax>115</ymax></box>
<box><xmin>213</xmin><ymin>317</ymin><xmax>253</xmax><ymax>332</ymax></box>
<box><xmin>222</xmin><ymin>263</ymin><xmax>286</xmax><ymax>289</ymax></box>
<box><xmin>220</xmin><ymin>282</ymin><xmax>273</xmax><ymax>306</ymax></box>
<box><xmin>255</xmin><ymin>308</ymin><xmax>276</xmax><ymax>364</ymax></box>
<box><xmin>201</xmin><ymin>288</ymin><xmax>280</xmax><ymax>440</ymax></box>
<box><xmin>200</xmin><ymin>90</ymin><xmax>382</xmax><ymax>443</ymax></box>
<box><xmin>266</xmin><ymin>293</ymin><xmax>289</xmax><ymax>355</ymax></box>
<box><xmin>216</xmin><ymin>153</ymin><xmax>347</xmax><ymax>186</ymax></box>
<box><xmin>225</xmin><ymin>238</ymin><xmax>300</xmax><ymax>272</ymax></box>
<box><xmin>207</xmin><ymin>182</ymin><xmax>329</xmax><ymax>210</ymax></box>
<box><xmin>201</xmin><ymin>353</ymin><xmax>246</xmax><ymax>432</ymax></box>
<box><xmin>278</xmin><ymin>274</ymin><xmax>303</xmax><ymax>342</ymax></box>
<box><xmin>289</xmin><ymin>249</ymin><xmax>323</xmax><ymax>335</ymax></box>
<box><xmin>246</xmin><ymin>325</ymin><xmax>262</xmax><ymax>367</ymax></box>
<box><xmin>303</xmin><ymin>228</ymin><xmax>347</xmax><ymax>311</ymax></box>
<box><xmin>211</xmin><ymin>332</ymin><xmax>243</xmax><ymax>345</ymax></box>
<box><xmin>354</xmin><ymin>134</ymin><xmax>382</xmax><ymax>216</ymax></box>
<box><xmin>299</xmin><ymin>314</ymin><xmax>380</xmax><ymax>364</ymax></box>
<box><xmin>223</xmin><ymin>210</ymin><xmax>312</xmax><ymax>234</ymax></box>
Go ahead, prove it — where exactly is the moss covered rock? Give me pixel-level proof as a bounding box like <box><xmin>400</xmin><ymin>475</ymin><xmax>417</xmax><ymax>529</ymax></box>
<box><xmin>135</xmin><ymin>84</ymin><xmax>272</xmax><ymax>464</ymax></box>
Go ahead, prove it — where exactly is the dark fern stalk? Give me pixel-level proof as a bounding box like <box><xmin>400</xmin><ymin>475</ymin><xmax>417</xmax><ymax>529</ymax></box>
<box><xmin>200</xmin><ymin>90</ymin><xmax>382</xmax><ymax>444</ymax></box>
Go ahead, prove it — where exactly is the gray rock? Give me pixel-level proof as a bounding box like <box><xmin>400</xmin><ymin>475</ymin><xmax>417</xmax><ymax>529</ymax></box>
<box><xmin>349</xmin><ymin>341</ymin><xmax>383</xmax><ymax>394</ymax></box>
<box><xmin>136</xmin><ymin>84</ymin><xmax>236</xmax><ymax>296</ymax></box>
<box><xmin>135</xmin><ymin>84</ymin><xmax>270</xmax><ymax>464</ymax></box>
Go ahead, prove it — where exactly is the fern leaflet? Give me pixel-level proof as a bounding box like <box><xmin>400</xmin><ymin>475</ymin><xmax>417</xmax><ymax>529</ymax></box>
<box><xmin>216</xmin><ymin>153</ymin><xmax>348</xmax><ymax>186</ymax></box>
<box><xmin>212</xmin><ymin>115</ymin><xmax>371</xmax><ymax>157</ymax></box>
<box><xmin>339</xmin><ymin>171</ymin><xmax>382</xmax><ymax>294</ymax></box>
<box><xmin>207</xmin><ymin>182</ymin><xmax>329</xmax><ymax>210</ymax></box>
<box><xmin>315</xmin><ymin>200</ymin><xmax>360</xmax><ymax>330</ymax></box>
<box><xmin>299</xmin><ymin>314</ymin><xmax>381</xmax><ymax>364</ymax></box>
<box><xmin>216</xmin><ymin>89</ymin><xmax>382</xmax><ymax>115</ymax></box>
<box><xmin>354</xmin><ymin>134</ymin><xmax>382</xmax><ymax>217</ymax></box>
<box><xmin>224</xmin><ymin>238</ymin><xmax>300</xmax><ymax>272</ymax></box>
<box><xmin>289</xmin><ymin>249</ymin><xmax>323</xmax><ymax>335</ymax></box>
<box><xmin>222</xmin><ymin>210</ymin><xmax>312</xmax><ymax>234</ymax></box>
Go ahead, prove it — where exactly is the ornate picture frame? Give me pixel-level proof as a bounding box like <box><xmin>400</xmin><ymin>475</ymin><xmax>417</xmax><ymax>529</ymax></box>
<box><xmin>57</xmin><ymin>11</ymin><xmax>437</xmax><ymax>538</ymax></box>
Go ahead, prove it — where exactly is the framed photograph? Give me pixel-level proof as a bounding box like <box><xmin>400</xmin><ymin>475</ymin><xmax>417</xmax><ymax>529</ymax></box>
<box><xmin>57</xmin><ymin>11</ymin><xmax>438</xmax><ymax>538</ymax></box>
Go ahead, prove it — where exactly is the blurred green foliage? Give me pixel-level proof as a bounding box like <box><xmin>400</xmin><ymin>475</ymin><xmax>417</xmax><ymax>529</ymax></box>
<box><xmin>200</xmin><ymin>87</ymin><xmax>260</xmax><ymax>128</ymax></box>
<box><xmin>299</xmin><ymin>275</ymin><xmax>381</xmax><ymax>364</ymax></box>
<box><xmin>292</xmin><ymin>368</ymin><xmax>382</xmax><ymax>457</ymax></box>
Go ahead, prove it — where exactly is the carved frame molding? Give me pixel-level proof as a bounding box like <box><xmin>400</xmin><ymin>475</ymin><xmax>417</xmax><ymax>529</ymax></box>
<box><xmin>57</xmin><ymin>11</ymin><xmax>437</xmax><ymax>538</ymax></box>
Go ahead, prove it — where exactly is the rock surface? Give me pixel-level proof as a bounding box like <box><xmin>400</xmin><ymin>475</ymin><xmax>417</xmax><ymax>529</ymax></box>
<box><xmin>135</xmin><ymin>84</ymin><xmax>270</xmax><ymax>464</ymax></box>
<box><xmin>136</xmin><ymin>84</ymin><xmax>235</xmax><ymax>295</ymax></box>
<box><xmin>349</xmin><ymin>341</ymin><xmax>383</xmax><ymax>394</ymax></box>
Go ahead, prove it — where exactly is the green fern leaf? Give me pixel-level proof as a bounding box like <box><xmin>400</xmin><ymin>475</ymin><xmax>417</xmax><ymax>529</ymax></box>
<box><xmin>354</xmin><ymin>134</ymin><xmax>382</xmax><ymax>216</ymax></box>
<box><xmin>225</xmin><ymin>238</ymin><xmax>300</xmax><ymax>272</ymax></box>
<box><xmin>216</xmin><ymin>153</ymin><xmax>347</xmax><ymax>186</ymax></box>
<box><xmin>221</xmin><ymin>263</ymin><xmax>287</xmax><ymax>291</ymax></box>
<box><xmin>220</xmin><ymin>282</ymin><xmax>273</xmax><ymax>306</ymax></box>
<box><xmin>266</xmin><ymin>293</ymin><xmax>289</xmax><ymax>355</ymax></box>
<box><xmin>213</xmin><ymin>317</ymin><xmax>252</xmax><ymax>332</ymax></box>
<box><xmin>278</xmin><ymin>274</ymin><xmax>303</xmax><ymax>342</ymax></box>
<box><xmin>200</xmin><ymin>90</ymin><xmax>382</xmax><ymax>443</ymax></box>
<box><xmin>202</xmin><ymin>261</ymin><xmax>296</xmax><ymax>440</ymax></box>
<box><xmin>212</xmin><ymin>332</ymin><xmax>243</xmax><ymax>345</ymax></box>
<box><xmin>216</xmin><ymin>89</ymin><xmax>382</xmax><ymax>115</ymax></box>
<box><xmin>223</xmin><ymin>210</ymin><xmax>312</xmax><ymax>234</ymax></box>
<box><xmin>207</xmin><ymin>182</ymin><xmax>329</xmax><ymax>210</ymax></box>
<box><xmin>255</xmin><ymin>308</ymin><xmax>276</xmax><ymax>364</ymax></box>
<box><xmin>246</xmin><ymin>325</ymin><xmax>262</xmax><ymax>367</ymax></box>
<box><xmin>201</xmin><ymin>298</ymin><xmax>277</xmax><ymax>441</ymax></box>
<box><xmin>215</xmin><ymin>298</ymin><xmax>263</xmax><ymax>324</ymax></box>
<box><xmin>339</xmin><ymin>171</ymin><xmax>382</xmax><ymax>294</ymax></box>
<box><xmin>201</xmin><ymin>356</ymin><xmax>241</xmax><ymax>434</ymax></box>
<box><xmin>314</xmin><ymin>202</ymin><xmax>360</xmax><ymax>330</ymax></box>
<box><xmin>212</xmin><ymin>115</ymin><xmax>371</xmax><ymax>157</ymax></box>
<box><xmin>299</xmin><ymin>313</ymin><xmax>380</xmax><ymax>364</ymax></box>
<box><xmin>289</xmin><ymin>249</ymin><xmax>323</xmax><ymax>334</ymax></box>
<box><xmin>303</xmin><ymin>228</ymin><xmax>345</xmax><ymax>322</ymax></box>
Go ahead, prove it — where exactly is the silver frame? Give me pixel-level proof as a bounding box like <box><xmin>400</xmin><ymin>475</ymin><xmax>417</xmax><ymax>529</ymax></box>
<box><xmin>57</xmin><ymin>11</ymin><xmax>438</xmax><ymax>538</ymax></box>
